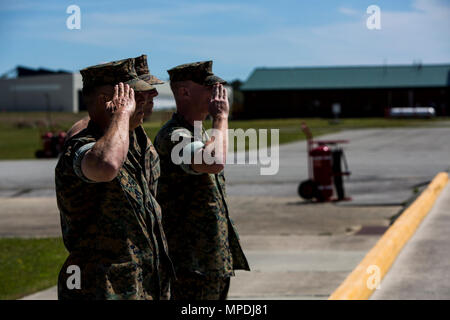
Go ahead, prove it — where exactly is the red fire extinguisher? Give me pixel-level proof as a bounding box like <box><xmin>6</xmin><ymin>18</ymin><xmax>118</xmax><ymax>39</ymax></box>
<box><xmin>35</xmin><ymin>131</ymin><xmax>67</xmax><ymax>158</ymax></box>
<box><xmin>298</xmin><ymin>122</ymin><xmax>351</xmax><ymax>202</ymax></box>
<box><xmin>310</xmin><ymin>143</ymin><xmax>334</xmax><ymax>201</ymax></box>
<box><xmin>56</xmin><ymin>131</ymin><xmax>67</xmax><ymax>154</ymax></box>
<box><xmin>42</xmin><ymin>132</ymin><xmax>54</xmax><ymax>157</ymax></box>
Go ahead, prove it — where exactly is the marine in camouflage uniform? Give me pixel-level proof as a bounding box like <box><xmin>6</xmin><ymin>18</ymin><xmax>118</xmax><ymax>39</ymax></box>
<box><xmin>55</xmin><ymin>58</ymin><xmax>174</xmax><ymax>300</ymax></box>
<box><xmin>65</xmin><ymin>54</ymin><xmax>162</xmax><ymax>140</ymax></box>
<box><xmin>154</xmin><ymin>61</ymin><xmax>250</xmax><ymax>300</ymax></box>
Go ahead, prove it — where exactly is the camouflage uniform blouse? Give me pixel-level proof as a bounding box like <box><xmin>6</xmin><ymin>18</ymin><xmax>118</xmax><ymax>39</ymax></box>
<box><xmin>154</xmin><ymin>113</ymin><xmax>250</xmax><ymax>278</ymax></box>
<box><xmin>55</xmin><ymin>121</ymin><xmax>174</xmax><ymax>300</ymax></box>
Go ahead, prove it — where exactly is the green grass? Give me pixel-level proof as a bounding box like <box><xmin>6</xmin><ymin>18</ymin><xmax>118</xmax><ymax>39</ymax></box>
<box><xmin>0</xmin><ymin>112</ymin><xmax>90</xmax><ymax>160</ymax></box>
<box><xmin>1</xmin><ymin>111</ymin><xmax>449</xmax><ymax>159</ymax></box>
<box><xmin>0</xmin><ymin>237</ymin><xmax>68</xmax><ymax>300</ymax></box>
<box><xmin>0</xmin><ymin>126</ymin><xmax>42</xmax><ymax>160</ymax></box>
<box><xmin>141</xmin><ymin>121</ymin><xmax>164</xmax><ymax>142</ymax></box>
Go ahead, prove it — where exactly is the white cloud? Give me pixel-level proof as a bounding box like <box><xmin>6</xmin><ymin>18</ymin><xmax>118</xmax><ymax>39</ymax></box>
<box><xmin>0</xmin><ymin>1</ymin><xmax>62</xmax><ymax>12</ymax></box>
<box><xmin>153</xmin><ymin>0</ymin><xmax>450</xmax><ymax>79</ymax></box>
<box><xmin>7</xmin><ymin>2</ymin><xmax>265</xmax><ymax>46</ymax></box>
<box><xmin>80</xmin><ymin>2</ymin><xmax>262</xmax><ymax>27</ymax></box>
<box><xmin>338</xmin><ymin>7</ymin><xmax>359</xmax><ymax>16</ymax></box>
<box><xmin>3</xmin><ymin>0</ymin><xmax>448</xmax><ymax>80</ymax></box>
<box><xmin>180</xmin><ymin>0</ymin><xmax>449</xmax><ymax>68</ymax></box>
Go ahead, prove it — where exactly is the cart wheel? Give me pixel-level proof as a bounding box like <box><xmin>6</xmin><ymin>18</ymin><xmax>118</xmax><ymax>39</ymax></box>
<box><xmin>298</xmin><ymin>180</ymin><xmax>319</xmax><ymax>200</ymax></box>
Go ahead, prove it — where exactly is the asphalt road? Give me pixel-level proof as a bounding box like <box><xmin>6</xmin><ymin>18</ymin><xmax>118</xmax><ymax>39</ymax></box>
<box><xmin>2</xmin><ymin>127</ymin><xmax>450</xmax><ymax>202</ymax></box>
<box><xmin>225</xmin><ymin>127</ymin><xmax>450</xmax><ymax>204</ymax></box>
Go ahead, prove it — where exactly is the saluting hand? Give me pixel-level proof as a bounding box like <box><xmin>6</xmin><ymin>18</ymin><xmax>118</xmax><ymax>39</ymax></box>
<box><xmin>106</xmin><ymin>82</ymin><xmax>136</xmax><ymax>117</ymax></box>
<box><xmin>208</xmin><ymin>83</ymin><xmax>229</xmax><ymax>119</ymax></box>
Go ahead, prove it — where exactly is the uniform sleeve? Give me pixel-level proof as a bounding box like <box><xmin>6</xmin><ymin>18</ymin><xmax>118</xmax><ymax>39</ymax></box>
<box><xmin>72</xmin><ymin>141</ymin><xmax>98</xmax><ymax>183</ymax></box>
<box><xmin>155</xmin><ymin>127</ymin><xmax>204</xmax><ymax>175</ymax></box>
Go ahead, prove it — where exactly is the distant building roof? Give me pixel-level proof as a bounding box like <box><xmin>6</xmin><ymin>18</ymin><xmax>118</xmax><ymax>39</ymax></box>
<box><xmin>0</xmin><ymin>66</ymin><xmax>71</xmax><ymax>79</ymax></box>
<box><xmin>241</xmin><ymin>64</ymin><xmax>450</xmax><ymax>91</ymax></box>
<box><xmin>16</xmin><ymin>66</ymin><xmax>70</xmax><ymax>77</ymax></box>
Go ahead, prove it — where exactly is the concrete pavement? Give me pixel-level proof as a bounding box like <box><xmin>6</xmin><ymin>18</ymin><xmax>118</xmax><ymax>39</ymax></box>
<box><xmin>371</xmin><ymin>182</ymin><xmax>450</xmax><ymax>299</ymax></box>
<box><xmin>0</xmin><ymin>197</ymin><xmax>60</xmax><ymax>238</ymax></box>
<box><xmin>20</xmin><ymin>286</ymin><xmax>57</xmax><ymax>300</ymax></box>
<box><xmin>0</xmin><ymin>159</ymin><xmax>56</xmax><ymax>198</ymax></box>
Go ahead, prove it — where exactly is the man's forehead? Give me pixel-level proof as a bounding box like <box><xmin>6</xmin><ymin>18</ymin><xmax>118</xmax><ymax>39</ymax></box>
<box><xmin>184</xmin><ymin>80</ymin><xmax>212</xmax><ymax>89</ymax></box>
<box><xmin>96</xmin><ymin>84</ymin><xmax>114</xmax><ymax>94</ymax></box>
<box><xmin>137</xmin><ymin>88</ymin><xmax>158</xmax><ymax>95</ymax></box>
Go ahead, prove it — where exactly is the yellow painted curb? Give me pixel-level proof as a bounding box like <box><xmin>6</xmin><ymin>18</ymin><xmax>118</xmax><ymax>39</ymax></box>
<box><xmin>329</xmin><ymin>172</ymin><xmax>449</xmax><ymax>300</ymax></box>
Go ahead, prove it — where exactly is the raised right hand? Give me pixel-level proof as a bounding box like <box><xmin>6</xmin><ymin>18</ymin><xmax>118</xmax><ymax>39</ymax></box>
<box><xmin>208</xmin><ymin>83</ymin><xmax>229</xmax><ymax>119</ymax></box>
<box><xmin>106</xmin><ymin>82</ymin><xmax>136</xmax><ymax>117</ymax></box>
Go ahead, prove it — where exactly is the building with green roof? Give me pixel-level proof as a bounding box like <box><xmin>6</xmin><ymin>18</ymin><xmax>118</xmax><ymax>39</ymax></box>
<box><xmin>238</xmin><ymin>64</ymin><xmax>450</xmax><ymax>118</ymax></box>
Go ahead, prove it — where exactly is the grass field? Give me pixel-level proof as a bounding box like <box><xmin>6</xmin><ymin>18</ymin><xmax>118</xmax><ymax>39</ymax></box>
<box><xmin>0</xmin><ymin>237</ymin><xmax>68</xmax><ymax>300</ymax></box>
<box><xmin>1</xmin><ymin>111</ymin><xmax>449</xmax><ymax>159</ymax></box>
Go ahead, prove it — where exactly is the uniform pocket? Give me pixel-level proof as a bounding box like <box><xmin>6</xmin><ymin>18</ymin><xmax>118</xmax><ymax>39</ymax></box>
<box><xmin>103</xmin><ymin>261</ymin><xmax>142</xmax><ymax>299</ymax></box>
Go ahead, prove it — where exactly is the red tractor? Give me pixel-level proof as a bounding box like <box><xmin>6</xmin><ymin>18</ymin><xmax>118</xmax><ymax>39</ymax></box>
<box><xmin>298</xmin><ymin>122</ymin><xmax>351</xmax><ymax>202</ymax></box>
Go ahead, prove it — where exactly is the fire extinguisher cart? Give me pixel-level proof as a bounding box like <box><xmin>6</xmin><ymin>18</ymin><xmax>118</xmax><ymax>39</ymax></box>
<box><xmin>34</xmin><ymin>105</ymin><xmax>67</xmax><ymax>159</ymax></box>
<box><xmin>298</xmin><ymin>122</ymin><xmax>351</xmax><ymax>202</ymax></box>
<box><xmin>35</xmin><ymin>130</ymin><xmax>67</xmax><ymax>158</ymax></box>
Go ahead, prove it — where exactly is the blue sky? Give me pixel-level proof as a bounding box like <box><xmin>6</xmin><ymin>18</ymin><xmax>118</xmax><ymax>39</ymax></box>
<box><xmin>0</xmin><ymin>0</ymin><xmax>449</xmax><ymax>81</ymax></box>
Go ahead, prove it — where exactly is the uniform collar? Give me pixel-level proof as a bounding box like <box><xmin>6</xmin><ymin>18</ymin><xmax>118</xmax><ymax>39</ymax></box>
<box><xmin>86</xmin><ymin>120</ymin><xmax>103</xmax><ymax>139</ymax></box>
<box><xmin>172</xmin><ymin>112</ymin><xmax>196</xmax><ymax>132</ymax></box>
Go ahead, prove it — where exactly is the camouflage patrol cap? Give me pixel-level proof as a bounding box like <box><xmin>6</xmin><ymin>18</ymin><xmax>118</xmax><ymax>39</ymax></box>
<box><xmin>167</xmin><ymin>61</ymin><xmax>226</xmax><ymax>86</ymax></box>
<box><xmin>80</xmin><ymin>58</ymin><xmax>155</xmax><ymax>92</ymax></box>
<box><xmin>134</xmin><ymin>54</ymin><xmax>164</xmax><ymax>85</ymax></box>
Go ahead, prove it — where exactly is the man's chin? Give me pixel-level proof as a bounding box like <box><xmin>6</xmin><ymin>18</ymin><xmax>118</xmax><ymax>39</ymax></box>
<box><xmin>143</xmin><ymin>108</ymin><xmax>153</xmax><ymax>120</ymax></box>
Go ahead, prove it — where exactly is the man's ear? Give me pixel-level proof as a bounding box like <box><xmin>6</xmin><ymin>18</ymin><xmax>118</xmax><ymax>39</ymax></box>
<box><xmin>180</xmin><ymin>86</ymin><xmax>190</xmax><ymax>98</ymax></box>
<box><xmin>96</xmin><ymin>93</ymin><xmax>108</xmax><ymax>107</ymax></box>
<box><xmin>95</xmin><ymin>85</ymin><xmax>114</xmax><ymax>107</ymax></box>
